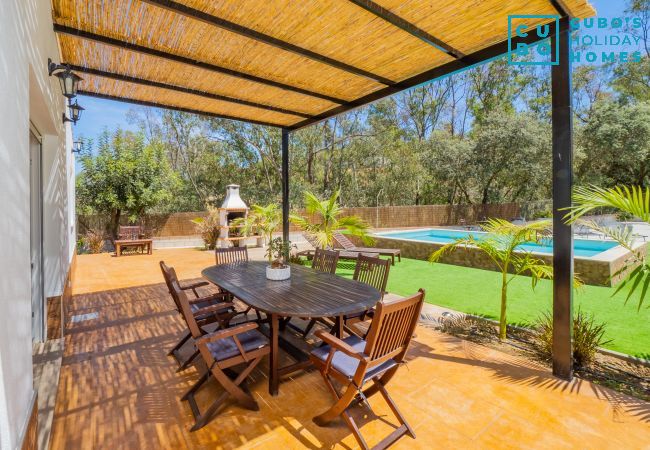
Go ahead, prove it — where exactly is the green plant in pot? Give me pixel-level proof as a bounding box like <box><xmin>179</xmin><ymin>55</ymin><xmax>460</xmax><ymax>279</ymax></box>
<box><xmin>231</xmin><ymin>203</ymin><xmax>281</xmax><ymax>248</ymax></box>
<box><xmin>265</xmin><ymin>237</ymin><xmax>292</xmax><ymax>280</ymax></box>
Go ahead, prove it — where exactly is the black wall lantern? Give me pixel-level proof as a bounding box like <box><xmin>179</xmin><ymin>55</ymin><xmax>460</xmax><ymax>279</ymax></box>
<box><xmin>72</xmin><ymin>140</ymin><xmax>83</xmax><ymax>154</ymax></box>
<box><xmin>68</xmin><ymin>100</ymin><xmax>84</xmax><ymax>123</ymax></box>
<box><xmin>62</xmin><ymin>100</ymin><xmax>84</xmax><ymax>125</ymax></box>
<box><xmin>48</xmin><ymin>58</ymin><xmax>82</xmax><ymax>98</ymax></box>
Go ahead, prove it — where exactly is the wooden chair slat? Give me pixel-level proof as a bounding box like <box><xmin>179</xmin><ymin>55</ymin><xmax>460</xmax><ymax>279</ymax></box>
<box><xmin>215</xmin><ymin>247</ymin><xmax>249</xmax><ymax>265</ymax></box>
<box><xmin>353</xmin><ymin>254</ymin><xmax>390</xmax><ymax>296</ymax></box>
<box><xmin>312</xmin><ymin>248</ymin><xmax>339</xmax><ymax>274</ymax></box>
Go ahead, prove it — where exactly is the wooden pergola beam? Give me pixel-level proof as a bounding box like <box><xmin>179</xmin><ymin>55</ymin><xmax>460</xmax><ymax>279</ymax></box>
<box><xmin>68</xmin><ymin>65</ymin><xmax>312</xmax><ymax>119</ymax></box>
<box><xmin>550</xmin><ymin>0</ymin><xmax>572</xmax><ymax>17</ymax></box>
<box><xmin>54</xmin><ymin>24</ymin><xmax>347</xmax><ymax>105</ymax></box>
<box><xmin>78</xmin><ymin>90</ymin><xmax>284</xmax><ymax>128</ymax></box>
<box><xmin>140</xmin><ymin>0</ymin><xmax>395</xmax><ymax>86</ymax></box>
<box><xmin>346</xmin><ymin>0</ymin><xmax>466</xmax><ymax>59</ymax></box>
<box><xmin>288</xmin><ymin>24</ymin><xmax>558</xmax><ymax>130</ymax></box>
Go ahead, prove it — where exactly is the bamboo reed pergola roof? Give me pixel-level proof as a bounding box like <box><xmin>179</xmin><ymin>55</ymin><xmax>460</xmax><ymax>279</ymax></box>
<box><xmin>51</xmin><ymin>0</ymin><xmax>595</xmax><ymax>130</ymax></box>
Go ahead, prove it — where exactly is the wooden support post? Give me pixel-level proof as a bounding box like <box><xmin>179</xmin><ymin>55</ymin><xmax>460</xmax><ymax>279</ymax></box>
<box><xmin>551</xmin><ymin>17</ymin><xmax>574</xmax><ymax>380</ymax></box>
<box><xmin>281</xmin><ymin>128</ymin><xmax>290</xmax><ymax>259</ymax></box>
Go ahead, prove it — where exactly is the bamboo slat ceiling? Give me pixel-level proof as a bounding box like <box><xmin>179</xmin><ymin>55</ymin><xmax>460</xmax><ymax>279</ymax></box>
<box><xmin>51</xmin><ymin>0</ymin><xmax>595</xmax><ymax>129</ymax></box>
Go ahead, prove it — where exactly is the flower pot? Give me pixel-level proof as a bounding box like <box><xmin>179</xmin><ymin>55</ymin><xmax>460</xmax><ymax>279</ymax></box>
<box><xmin>266</xmin><ymin>265</ymin><xmax>291</xmax><ymax>281</ymax></box>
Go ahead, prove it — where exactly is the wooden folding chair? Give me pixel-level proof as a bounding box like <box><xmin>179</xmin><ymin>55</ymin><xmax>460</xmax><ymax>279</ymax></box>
<box><xmin>310</xmin><ymin>289</ymin><xmax>425</xmax><ymax>450</ymax></box>
<box><xmin>160</xmin><ymin>261</ymin><xmax>237</xmax><ymax>371</ymax></box>
<box><xmin>332</xmin><ymin>254</ymin><xmax>390</xmax><ymax>337</ymax></box>
<box><xmin>215</xmin><ymin>246</ymin><xmax>249</xmax><ymax>265</ymax></box>
<box><xmin>214</xmin><ymin>247</ymin><xmax>261</xmax><ymax>320</ymax></box>
<box><xmin>312</xmin><ymin>247</ymin><xmax>340</xmax><ymax>274</ymax></box>
<box><xmin>301</xmin><ymin>249</ymin><xmax>340</xmax><ymax>337</ymax></box>
<box><xmin>172</xmin><ymin>280</ymin><xmax>270</xmax><ymax>431</ymax></box>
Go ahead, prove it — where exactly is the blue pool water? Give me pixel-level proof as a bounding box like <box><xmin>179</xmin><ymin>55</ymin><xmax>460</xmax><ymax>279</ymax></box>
<box><xmin>377</xmin><ymin>228</ymin><xmax>619</xmax><ymax>258</ymax></box>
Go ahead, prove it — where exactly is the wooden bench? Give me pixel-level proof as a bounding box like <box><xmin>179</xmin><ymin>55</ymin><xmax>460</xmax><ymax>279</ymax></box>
<box><xmin>115</xmin><ymin>225</ymin><xmax>153</xmax><ymax>257</ymax></box>
<box><xmin>115</xmin><ymin>238</ymin><xmax>153</xmax><ymax>257</ymax></box>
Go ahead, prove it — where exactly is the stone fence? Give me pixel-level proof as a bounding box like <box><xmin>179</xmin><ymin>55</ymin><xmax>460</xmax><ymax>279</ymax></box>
<box><xmin>77</xmin><ymin>203</ymin><xmax>522</xmax><ymax>238</ymax></box>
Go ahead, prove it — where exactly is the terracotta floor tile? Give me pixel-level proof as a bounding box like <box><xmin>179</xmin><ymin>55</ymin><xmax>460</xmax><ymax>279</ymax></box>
<box><xmin>49</xmin><ymin>248</ymin><xmax>650</xmax><ymax>450</ymax></box>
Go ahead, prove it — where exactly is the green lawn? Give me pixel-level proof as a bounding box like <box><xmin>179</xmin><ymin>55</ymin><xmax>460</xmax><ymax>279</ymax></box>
<box><xmin>333</xmin><ymin>257</ymin><xmax>649</xmax><ymax>357</ymax></box>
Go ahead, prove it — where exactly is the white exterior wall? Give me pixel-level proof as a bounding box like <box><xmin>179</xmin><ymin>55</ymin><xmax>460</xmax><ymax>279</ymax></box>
<box><xmin>0</xmin><ymin>0</ymin><xmax>73</xmax><ymax>448</ymax></box>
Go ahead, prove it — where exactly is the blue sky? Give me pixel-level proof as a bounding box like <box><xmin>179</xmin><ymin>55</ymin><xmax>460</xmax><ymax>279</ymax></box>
<box><xmin>71</xmin><ymin>0</ymin><xmax>626</xmax><ymax>145</ymax></box>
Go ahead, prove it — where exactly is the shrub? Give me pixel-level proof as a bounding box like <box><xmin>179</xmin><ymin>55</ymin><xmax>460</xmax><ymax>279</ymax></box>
<box><xmin>83</xmin><ymin>230</ymin><xmax>105</xmax><ymax>254</ymax></box>
<box><xmin>533</xmin><ymin>309</ymin><xmax>611</xmax><ymax>368</ymax></box>
<box><xmin>437</xmin><ymin>314</ymin><xmax>496</xmax><ymax>342</ymax></box>
<box><xmin>616</xmin><ymin>210</ymin><xmax>634</xmax><ymax>222</ymax></box>
<box><xmin>192</xmin><ymin>205</ymin><xmax>220</xmax><ymax>250</ymax></box>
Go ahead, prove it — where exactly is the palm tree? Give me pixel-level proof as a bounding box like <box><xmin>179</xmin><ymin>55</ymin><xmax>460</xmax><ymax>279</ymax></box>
<box><xmin>232</xmin><ymin>203</ymin><xmax>281</xmax><ymax>262</ymax></box>
<box><xmin>290</xmin><ymin>190</ymin><xmax>372</xmax><ymax>248</ymax></box>
<box><xmin>565</xmin><ymin>185</ymin><xmax>650</xmax><ymax>310</ymax></box>
<box><xmin>429</xmin><ymin>219</ymin><xmax>555</xmax><ymax>340</ymax></box>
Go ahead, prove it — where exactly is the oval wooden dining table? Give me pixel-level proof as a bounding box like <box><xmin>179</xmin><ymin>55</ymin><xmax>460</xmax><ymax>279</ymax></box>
<box><xmin>202</xmin><ymin>260</ymin><xmax>381</xmax><ymax>395</ymax></box>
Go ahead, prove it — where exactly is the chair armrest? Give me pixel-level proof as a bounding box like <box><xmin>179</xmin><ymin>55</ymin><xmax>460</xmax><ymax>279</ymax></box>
<box><xmin>192</xmin><ymin>302</ymin><xmax>234</xmax><ymax>317</ymax></box>
<box><xmin>180</xmin><ymin>280</ymin><xmax>210</xmax><ymax>290</ymax></box>
<box><xmin>188</xmin><ymin>292</ymin><xmax>230</xmax><ymax>305</ymax></box>
<box><xmin>315</xmin><ymin>330</ymin><xmax>368</xmax><ymax>362</ymax></box>
<box><xmin>195</xmin><ymin>322</ymin><xmax>258</xmax><ymax>346</ymax></box>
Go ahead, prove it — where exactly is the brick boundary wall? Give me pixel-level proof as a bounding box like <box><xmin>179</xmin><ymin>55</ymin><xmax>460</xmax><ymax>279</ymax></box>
<box><xmin>77</xmin><ymin>203</ymin><xmax>521</xmax><ymax>238</ymax></box>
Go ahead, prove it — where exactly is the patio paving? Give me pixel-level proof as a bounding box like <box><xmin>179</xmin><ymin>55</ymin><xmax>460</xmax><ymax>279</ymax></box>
<box><xmin>50</xmin><ymin>248</ymin><xmax>650</xmax><ymax>449</ymax></box>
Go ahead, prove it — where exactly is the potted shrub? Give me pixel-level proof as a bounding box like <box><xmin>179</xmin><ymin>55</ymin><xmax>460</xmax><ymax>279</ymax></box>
<box><xmin>231</xmin><ymin>203</ymin><xmax>281</xmax><ymax>248</ymax></box>
<box><xmin>265</xmin><ymin>237</ymin><xmax>291</xmax><ymax>281</ymax></box>
<box><xmin>191</xmin><ymin>205</ymin><xmax>220</xmax><ymax>250</ymax></box>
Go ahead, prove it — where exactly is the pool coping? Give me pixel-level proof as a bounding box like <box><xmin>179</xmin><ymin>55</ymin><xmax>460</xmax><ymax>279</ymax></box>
<box><xmin>374</xmin><ymin>227</ymin><xmax>644</xmax><ymax>261</ymax></box>
<box><xmin>370</xmin><ymin>228</ymin><xmax>648</xmax><ymax>286</ymax></box>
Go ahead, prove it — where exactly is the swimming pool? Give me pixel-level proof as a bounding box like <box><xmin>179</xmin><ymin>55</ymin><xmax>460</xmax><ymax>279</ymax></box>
<box><xmin>376</xmin><ymin>228</ymin><xmax>619</xmax><ymax>258</ymax></box>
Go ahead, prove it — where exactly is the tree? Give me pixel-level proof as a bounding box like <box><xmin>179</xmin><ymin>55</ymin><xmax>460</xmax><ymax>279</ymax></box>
<box><xmin>465</xmin><ymin>112</ymin><xmax>551</xmax><ymax>204</ymax></box>
<box><xmin>76</xmin><ymin>129</ymin><xmax>177</xmax><ymax>239</ymax></box>
<box><xmin>577</xmin><ymin>100</ymin><xmax>650</xmax><ymax>187</ymax></box>
<box><xmin>611</xmin><ymin>0</ymin><xmax>650</xmax><ymax>102</ymax></box>
<box><xmin>430</xmin><ymin>219</ymin><xmax>555</xmax><ymax>340</ymax></box>
<box><xmin>290</xmin><ymin>190</ymin><xmax>372</xmax><ymax>248</ymax></box>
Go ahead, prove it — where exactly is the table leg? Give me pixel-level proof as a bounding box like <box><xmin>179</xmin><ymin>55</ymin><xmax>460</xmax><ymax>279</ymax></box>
<box><xmin>335</xmin><ymin>316</ymin><xmax>344</xmax><ymax>338</ymax></box>
<box><xmin>269</xmin><ymin>313</ymin><xmax>279</xmax><ymax>396</ymax></box>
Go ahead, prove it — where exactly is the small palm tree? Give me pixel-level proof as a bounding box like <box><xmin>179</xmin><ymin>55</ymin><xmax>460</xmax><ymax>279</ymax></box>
<box><xmin>232</xmin><ymin>203</ymin><xmax>281</xmax><ymax>262</ymax></box>
<box><xmin>429</xmin><ymin>219</ymin><xmax>554</xmax><ymax>340</ymax></box>
<box><xmin>290</xmin><ymin>190</ymin><xmax>372</xmax><ymax>248</ymax></box>
<box><xmin>565</xmin><ymin>185</ymin><xmax>650</xmax><ymax>310</ymax></box>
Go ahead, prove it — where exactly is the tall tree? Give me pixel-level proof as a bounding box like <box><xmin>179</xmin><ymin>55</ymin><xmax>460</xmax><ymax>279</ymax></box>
<box><xmin>577</xmin><ymin>100</ymin><xmax>650</xmax><ymax>187</ymax></box>
<box><xmin>76</xmin><ymin>129</ymin><xmax>177</xmax><ymax>238</ymax></box>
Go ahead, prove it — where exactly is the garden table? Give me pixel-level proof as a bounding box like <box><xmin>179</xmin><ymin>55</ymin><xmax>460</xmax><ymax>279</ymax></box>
<box><xmin>202</xmin><ymin>260</ymin><xmax>381</xmax><ymax>395</ymax></box>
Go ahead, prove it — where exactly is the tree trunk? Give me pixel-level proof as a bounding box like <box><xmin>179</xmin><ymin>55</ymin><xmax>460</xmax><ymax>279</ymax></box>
<box><xmin>499</xmin><ymin>272</ymin><xmax>508</xmax><ymax>340</ymax></box>
<box><xmin>109</xmin><ymin>208</ymin><xmax>121</xmax><ymax>242</ymax></box>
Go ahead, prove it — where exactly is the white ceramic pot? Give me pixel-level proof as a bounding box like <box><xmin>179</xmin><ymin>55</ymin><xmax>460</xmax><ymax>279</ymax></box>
<box><xmin>266</xmin><ymin>265</ymin><xmax>291</xmax><ymax>281</ymax></box>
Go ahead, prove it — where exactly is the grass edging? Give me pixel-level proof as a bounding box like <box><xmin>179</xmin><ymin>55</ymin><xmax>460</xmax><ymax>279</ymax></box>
<box><xmin>450</xmin><ymin>311</ymin><xmax>650</xmax><ymax>368</ymax></box>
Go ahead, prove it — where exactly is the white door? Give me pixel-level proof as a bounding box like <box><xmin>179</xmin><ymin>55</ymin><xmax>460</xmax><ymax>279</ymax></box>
<box><xmin>30</xmin><ymin>129</ymin><xmax>44</xmax><ymax>342</ymax></box>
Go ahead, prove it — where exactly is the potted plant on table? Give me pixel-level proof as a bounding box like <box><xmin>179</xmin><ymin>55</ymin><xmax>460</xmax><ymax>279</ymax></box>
<box><xmin>265</xmin><ymin>237</ymin><xmax>292</xmax><ymax>280</ymax></box>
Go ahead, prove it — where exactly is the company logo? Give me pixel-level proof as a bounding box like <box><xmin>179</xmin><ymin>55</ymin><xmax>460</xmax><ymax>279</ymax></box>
<box><xmin>507</xmin><ymin>15</ymin><xmax>643</xmax><ymax>66</ymax></box>
<box><xmin>508</xmin><ymin>15</ymin><xmax>560</xmax><ymax>66</ymax></box>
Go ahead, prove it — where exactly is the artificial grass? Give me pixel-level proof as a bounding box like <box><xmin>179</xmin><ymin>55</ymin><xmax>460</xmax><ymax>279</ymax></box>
<box><xmin>334</xmin><ymin>257</ymin><xmax>650</xmax><ymax>358</ymax></box>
